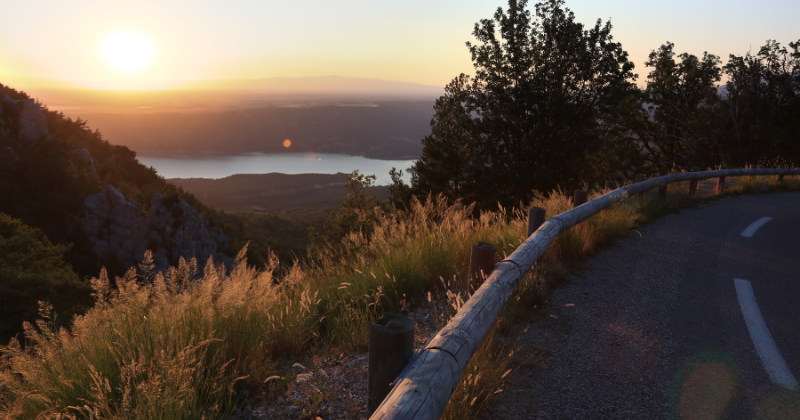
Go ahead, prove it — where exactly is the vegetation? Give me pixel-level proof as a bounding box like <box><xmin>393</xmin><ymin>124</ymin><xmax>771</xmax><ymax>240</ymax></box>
<box><xmin>0</xmin><ymin>214</ymin><xmax>92</xmax><ymax>341</ymax></box>
<box><xmin>392</xmin><ymin>0</ymin><xmax>800</xmax><ymax>210</ymax></box>
<box><xmin>392</xmin><ymin>0</ymin><xmax>642</xmax><ymax>210</ymax></box>
<box><xmin>7</xmin><ymin>173</ymin><xmax>799</xmax><ymax>418</ymax></box>
<box><xmin>1</xmin><ymin>0</ymin><xmax>799</xmax><ymax>417</ymax></box>
<box><xmin>309</xmin><ymin>170</ymin><xmax>388</xmax><ymax>257</ymax></box>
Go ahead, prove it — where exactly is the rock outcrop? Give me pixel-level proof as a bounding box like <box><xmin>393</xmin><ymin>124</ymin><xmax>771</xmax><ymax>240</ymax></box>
<box><xmin>149</xmin><ymin>193</ymin><xmax>232</xmax><ymax>267</ymax></box>
<box><xmin>0</xmin><ymin>93</ymin><xmax>49</xmax><ymax>143</ymax></box>
<box><xmin>72</xmin><ymin>148</ymin><xmax>97</xmax><ymax>175</ymax></box>
<box><xmin>1</xmin><ymin>146</ymin><xmax>21</xmax><ymax>167</ymax></box>
<box><xmin>76</xmin><ymin>186</ymin><xmax>232</xmax><ymax>274</ymax></box>
<box><xmin>76</xmin><ymin>185</ymin><xmax>167</xmax><ymax>270</ymax></box>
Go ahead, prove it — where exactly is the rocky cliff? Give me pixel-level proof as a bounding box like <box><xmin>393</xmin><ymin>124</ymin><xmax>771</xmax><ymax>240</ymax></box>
<box><xmin>0</xmin><ymin>93</ymin><xmax>48</xmax><ymax>143</ymax></box>
<box><xmin>76</xmin><ymin>185</ymin><xmax>232</xmax><ymax>273</ymax></box>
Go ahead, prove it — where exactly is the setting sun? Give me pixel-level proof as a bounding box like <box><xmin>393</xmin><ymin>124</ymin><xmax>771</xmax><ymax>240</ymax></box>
<box><xmin>283</xmin><ymin>139</ymin><xmax>292</xmax><ymax>148</ymax></box>
<box><xmin>101</xmin><ymin>31</ymin><xmax>154</xmax><ymax>72</ymax></box>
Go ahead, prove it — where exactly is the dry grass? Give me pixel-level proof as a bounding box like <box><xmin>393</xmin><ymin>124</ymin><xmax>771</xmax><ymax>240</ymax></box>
<box><xmin>2</xmin><ymin>175</ymin><xmax>799</xmax><ymax>419</ymax></box>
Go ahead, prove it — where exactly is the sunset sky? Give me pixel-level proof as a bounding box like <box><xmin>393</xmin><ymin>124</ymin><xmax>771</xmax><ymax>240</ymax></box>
<box><xmin>1</xmin><ymin>0</ymin><xmax>798</xmax><ymax>90</ymax></box>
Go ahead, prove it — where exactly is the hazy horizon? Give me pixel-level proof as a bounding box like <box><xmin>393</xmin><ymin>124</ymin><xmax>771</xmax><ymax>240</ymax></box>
<box><xmin>2</xmin><ymin>0</ymin><xmax>798</xmax><ymax>92</ymax></box>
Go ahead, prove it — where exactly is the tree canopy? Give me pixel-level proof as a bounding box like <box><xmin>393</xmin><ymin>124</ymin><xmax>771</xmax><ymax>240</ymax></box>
<box><xmin>393</xmin><ymin>0</ymin><xmax>639</xmax><ymax>210</ymax></box>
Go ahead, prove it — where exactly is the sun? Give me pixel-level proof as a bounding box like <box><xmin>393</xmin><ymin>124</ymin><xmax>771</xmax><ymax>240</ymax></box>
<box><xmin>101</xmin><ymin>31</ymin><xmax>154</xmax><ymax>72</ymax></box>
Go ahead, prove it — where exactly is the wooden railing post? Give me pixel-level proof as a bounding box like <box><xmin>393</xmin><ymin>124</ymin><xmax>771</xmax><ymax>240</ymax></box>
<box><xmin>658</xmin><ymin>168</ymin><xmax>669</xmax><ymax>198</ymax></box>
<box><xmin>716</xmin><ymin>165</ymin><xmax>728</xmax><ymax>194</ymax></box>
<box><xmin>635</xmin><ymin>174</ymin><xmax>646</xmax><ymax>198</ymax></box>
<box><xmin>369</xmin><ymin>313</ymin><xmax>415</xmax><ymax>415</ymax></box>
<box><xmin>527</xmin><ymin>207</ymin><xmax>546</xmax><ymax>237</ymax></box>
<box><xmin>688</xmin><ymin>167</ymin><xmax>699</xmax><ymax>197</ymax></box>
<box><xmin>573</xmin><ymin>189</ymin><xmax>588</xmax><ymax>207</ymax></box>
<box><xmin>605</xmin><ymin>180</ymin><xmax>618</xmax><ymax>191</ymax></box>
<box><xmin>469</xmin><ymin>242</ymin><xmax>497</xmax><ymax>284</ymax></box>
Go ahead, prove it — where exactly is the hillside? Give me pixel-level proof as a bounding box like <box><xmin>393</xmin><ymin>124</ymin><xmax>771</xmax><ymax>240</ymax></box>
<box><xmin>169</xmin><ymin>172</ymin><xmax>390</xmax><ymax>213</ymax></box>
<box><xmin>0</xmin><ymin>82</ymin><xmax>246</xmax><ymax>340</ymax></box>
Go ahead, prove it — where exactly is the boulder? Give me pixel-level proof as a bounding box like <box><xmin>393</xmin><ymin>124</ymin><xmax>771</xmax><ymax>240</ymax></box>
<box><xmin>76</xmin><ymin>185</ymin><xmax>167</xmax><ymax>270</ymax></box>
<box><xmin>17</xmin><ymin>99</ymin><xmax>48</xmax><ymax>143</ymax></box>
<box><xmin>0</xmin><ymin>93</ymin><xmax>48</xmax><ymax>143</ymax></box>
<box><xmin>77</xmin><ymin>186</ymin><xmax>233</xmax><ymax>274</ymax></box>
<box><xmin>72</xmin><ymin>148</ymin><xmax>97</xmax><ymax>175</ymax></box>
<box><xmin>1</xmin><ymin>146</ymin><xmax>21</xmax><ymax>167</ymax></box>
<box><xmin>0</xmin><ymin>94</ymin><xmax>13</xmax><ymax>139</ymax></box>
<box><xmin>149</xmin><ymin>193</ymin><xmax>233</xmax><ymax>269</ymax></box>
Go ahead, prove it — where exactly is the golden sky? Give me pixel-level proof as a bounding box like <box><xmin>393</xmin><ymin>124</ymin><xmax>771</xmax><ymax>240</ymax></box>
<box><xmin>1</xmin><ymin>0</ymin><xmax>797</xmax><ymax>90</ymax></box>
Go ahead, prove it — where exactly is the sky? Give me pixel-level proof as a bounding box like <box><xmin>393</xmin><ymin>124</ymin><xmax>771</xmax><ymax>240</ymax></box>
<box><xmin>1</xmin><ymin>0</ymin><xmax>798</xmax><ymax>90</ymax></box>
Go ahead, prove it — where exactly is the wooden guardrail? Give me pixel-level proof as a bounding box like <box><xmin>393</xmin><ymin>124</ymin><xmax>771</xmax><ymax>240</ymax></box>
<box><xmin>370</xmin><ymin>167</ymin><xmax>800</xmax><ymax>419</ymax></box>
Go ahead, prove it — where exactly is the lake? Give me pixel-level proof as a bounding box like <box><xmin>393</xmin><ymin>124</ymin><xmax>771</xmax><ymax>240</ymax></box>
<box><xmin>137</xmin><ymin>152</ymin><xmax>417</xmax><ymax>185</ymax></box>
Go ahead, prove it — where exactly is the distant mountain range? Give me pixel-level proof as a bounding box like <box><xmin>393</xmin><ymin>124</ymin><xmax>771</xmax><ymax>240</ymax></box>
<box><xmin>178</xmin><ymin>75</ymin><xmax>444</xmax><ymax>97</ymax></box>
<box><xmin>0</xmin><ymin>75</ymin><xmax>438</xmax><ymax>159</ymax></box>
<box><xmin>0</xmin><ymin>75</ymin><xmax>444</xmax><ymax>110</ymax></box>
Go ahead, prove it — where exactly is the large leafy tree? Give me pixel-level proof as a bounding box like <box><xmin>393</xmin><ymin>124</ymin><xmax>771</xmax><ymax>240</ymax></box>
<box><xmin>719</xmin><ymin>40</ymin><xmax>800</xmax><ymax>165</ymax></box>
<box><xmin>623</xmin><ymin>42</ymin><xmax>722</xmax><ymax>169</ymax></box>
<box><xmin>393</xmin><ymin>0</ymin><xmax>638</xmax><ymax>209</ymax></box>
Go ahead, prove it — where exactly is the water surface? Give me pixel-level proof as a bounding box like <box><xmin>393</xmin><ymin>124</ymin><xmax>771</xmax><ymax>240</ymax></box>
<box><xmin>138</xmin><ymin>152</ymin><xmax>416</xmax><ymax>185</ymax></box>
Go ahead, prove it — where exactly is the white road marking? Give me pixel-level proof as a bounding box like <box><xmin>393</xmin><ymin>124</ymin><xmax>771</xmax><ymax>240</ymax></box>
<box><xmin>741</xmin><ymin>217</ymin><xmax>773</xmax><ymax>237</ymax></box>
<box><xmin>734</xmin><ymin>279</ymin><xmax>799</xmax><ymax>389</ymax></box>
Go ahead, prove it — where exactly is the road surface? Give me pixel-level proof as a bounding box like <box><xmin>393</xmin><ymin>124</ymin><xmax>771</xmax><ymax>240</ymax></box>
<box><xmin>483</xmin><ymin>192</ymin><xmax>800</xmax><ymax>419</ymax></box>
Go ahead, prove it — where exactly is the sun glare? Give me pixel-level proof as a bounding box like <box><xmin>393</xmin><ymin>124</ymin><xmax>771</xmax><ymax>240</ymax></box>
<box><xmin>101</xmin><ymin>31</ymin><xmax>154</xmax><ymax>72</ymax></box>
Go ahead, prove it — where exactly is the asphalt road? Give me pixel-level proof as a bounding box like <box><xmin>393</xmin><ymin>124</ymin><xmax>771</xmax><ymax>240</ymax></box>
<box><xmin>483</xmin><ymin>192</ymin><xmax>800</xmax><ymax>419</ymax></box>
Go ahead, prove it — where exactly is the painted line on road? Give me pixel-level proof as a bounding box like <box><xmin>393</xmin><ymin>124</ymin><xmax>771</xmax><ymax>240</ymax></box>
<box><xmin>734</xmin><ymin>279</ymin><xmax>799</xmax><ymax>390</ymax></box>
<box><xmin>741</xmin><ymin>217</ymin><xmax>773</xmax><ymax>237</ymax></box>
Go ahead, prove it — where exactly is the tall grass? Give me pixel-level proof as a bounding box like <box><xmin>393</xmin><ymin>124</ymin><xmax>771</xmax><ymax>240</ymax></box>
<box><xmin>3</xmin><ymin>176</ymin><xmax>799</xmax><ymax>418</ymax></box>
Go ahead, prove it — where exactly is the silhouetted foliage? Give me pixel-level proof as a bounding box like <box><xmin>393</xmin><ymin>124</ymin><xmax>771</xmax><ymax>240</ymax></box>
<box><xmin>310</xmin><ymin>170</ymin><xmax>388</xmax><ymax>256</ymax></box>
<box><xmin>718</xmin><ymin>40</ymin><xmax>800</xmax><ymax>166</ymax></box>
<box><xmin>620</xmin><ymin>40</ymin><xmax>800</xmax><ymax>170</ymax></box>
<box><xmin>393</xmin><ymin>0</ymin><xmax>639</xmax><ymax>210</ymax></box>
<box><xmin>0</xmin><ymin>213</ymin><xmax>92</xmax><ymax>343</ymax></box>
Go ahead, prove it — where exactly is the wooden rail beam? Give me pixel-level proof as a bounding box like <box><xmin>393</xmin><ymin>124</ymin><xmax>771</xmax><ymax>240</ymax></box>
<box><xmin>371</xmin><ymin>167</ymin><xmax>800</xmax><ymax>420</ymax></box>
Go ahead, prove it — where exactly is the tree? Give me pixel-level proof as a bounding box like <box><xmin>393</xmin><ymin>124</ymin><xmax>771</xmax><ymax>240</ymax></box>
<box><xmin>309</xmin><ymin>170</ymin><xmax>387</xmax><ymax>255</ymax></box>
<box><xmin>0</xmin><ymin>213</ymin><xmax>92</xmax><ymax>342</ymax></box>
<box><xmin>719</xmin><ymin>40</ymin><xmax>800</xmax><ymax>166</ymax></box>
<box><xmin>393</xmin><ymin>0</ymin><xmax>638</xmax><ymax>210</ymax></box>
<box><xmin>624</xmin><ymin>42</ymin><xmax>722</xmax><ymax>170</ymax></box>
